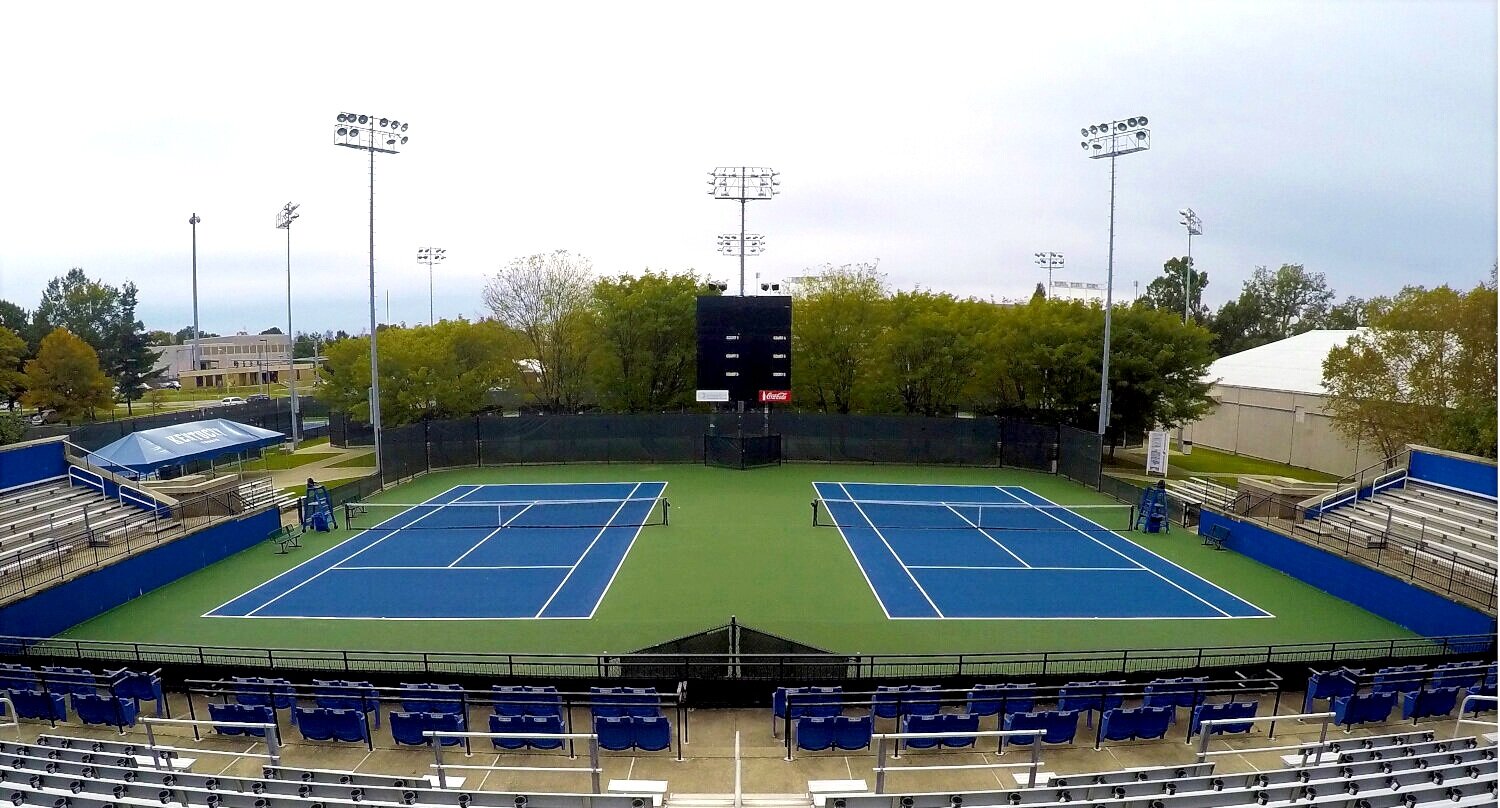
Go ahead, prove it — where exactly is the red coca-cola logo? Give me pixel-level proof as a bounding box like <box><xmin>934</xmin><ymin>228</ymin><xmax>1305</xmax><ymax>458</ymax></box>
<box><xmin>758</xmin><ymin>390</ymin><xmax>791</xmax><ymax>403</ymax></box>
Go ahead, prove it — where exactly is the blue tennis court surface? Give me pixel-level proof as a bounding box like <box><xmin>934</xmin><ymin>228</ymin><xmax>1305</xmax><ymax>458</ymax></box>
<box><xmin>815</xmin><ymin>482</ymin><xmax>1272</xmax><ymax>620</ymax></box>
<box><xmin>208</xmin><ymin>482</ymin><xmax>666</xmax><ymax>620</ymax></box>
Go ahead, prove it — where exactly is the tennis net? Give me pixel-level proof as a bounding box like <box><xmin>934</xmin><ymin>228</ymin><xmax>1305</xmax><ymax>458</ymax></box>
<box><xmin>812</xmin><ymin>498</ymin><xmax>1135</xmax><ymax>533</ymax></box>
<box><xmin>344</xmin><ymin>496</ymin><xmax>669</xmax><ymax>531</ymax></box>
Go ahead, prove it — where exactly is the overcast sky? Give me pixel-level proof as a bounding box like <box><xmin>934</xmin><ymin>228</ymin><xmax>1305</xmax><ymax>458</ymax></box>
<box><xmin>1</xmin><ymin>1</ymin><xmax>1494</xmax><ymax>336</ymax></box>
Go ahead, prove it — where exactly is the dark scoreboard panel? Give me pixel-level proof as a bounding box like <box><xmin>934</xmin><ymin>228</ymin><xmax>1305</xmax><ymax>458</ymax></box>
<box><xmin>696</xmin><ymin>295</ymin><xmax>792</xmax><ymax>404</ymax></box>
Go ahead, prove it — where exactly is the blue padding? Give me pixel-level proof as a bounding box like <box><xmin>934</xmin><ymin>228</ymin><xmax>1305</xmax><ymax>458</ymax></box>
<box><xmin>796</xmin><ymin>716</ymin><xmax>834</xmax><ymax>751</ymax></box>
<box><xmin>0</xmin><ymin>442</ymin><xmax>66</xmax><ymax>491</ymax></box>
<box><xmin>1408</xmin><ymin>450</ymin><xmax>1497</xmax><ymax>498</ymax></box>
<box><xmin>833</xmin><ymin>715</ymin><xmax>872</xmax><ymax>750</ymax></box>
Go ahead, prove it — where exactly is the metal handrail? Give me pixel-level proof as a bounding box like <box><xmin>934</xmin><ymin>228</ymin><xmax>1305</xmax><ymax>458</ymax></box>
<box><xmin>142</xmin><ymin>715</ymin><xmax>281</xmax><ymax>767</ymax></box>
<box><xmin>1195</xmin><ymin>711</ymin><xmax>1334</xmax><ymax>763</ymax></box>
<box><xmin>869</xmin><ymin>729</ymin><xmax>1043</xmax><ymax>792</ymax></box>
<box><xmin>1454</xmin><ymin>695</ymin><xmax>1498</xmax><ymax>739</ymax></box>
<box><xmin>426</xmin><ymin>730</ymin><xmax>601</xmax><ymax>792</ymax></box>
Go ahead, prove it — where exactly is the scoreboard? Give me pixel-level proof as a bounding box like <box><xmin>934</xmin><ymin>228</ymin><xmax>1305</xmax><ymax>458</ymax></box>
<box><xmin>695</xmin><ymin>296</ymin><xmax>792</xmax><ymax>404</ymax></box>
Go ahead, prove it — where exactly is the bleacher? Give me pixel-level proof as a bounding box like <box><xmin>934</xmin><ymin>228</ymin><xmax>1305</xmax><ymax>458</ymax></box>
<box><xmin>1166</xmin><ymin>477</ymin><xmax>1236</xmax><ymax>515</ymax></box>
<box><xmin>235</xmin><ymin>477</ymin><xmax>301</xmax><ymax>514</ymax></box>
<box><xmin>0</xmin><ymin>479</ymin><xmax>179</xmax><ymax>578</ymax></box>
<box><xmin>1301</xmin><ymin>479</ymin><xmax>1497</xmax><ymax>573</ymax></box>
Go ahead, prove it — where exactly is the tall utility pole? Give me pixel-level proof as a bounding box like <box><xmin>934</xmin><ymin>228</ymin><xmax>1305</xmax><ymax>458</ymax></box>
<box><xmin>1034</xmin><ymin>252</ymin><xmax>1064</xmax><ymax>299</ymax></box>
<box><xmin>417</xmin><ymin>247</ymin><xmax>446</xmax><ymax>326</ymax></box>
<box><xmin>334</xmin><ymin>113</ymin><xmax>408</xmax><ymax>476</ymax></box>
<box><xmin>276</xmin><ymin>202</ymin><xmax>301</xmax><ymax>449</ymax></box>
<box><xmin>188</xmin><ymin>213</ymin><xmax>202</xmax><ymax>375</ymax></box>
<box><xmin>708</xmin><ymin>167</ymin><xmax>780</xmax><ymax>296</ymax></box>
<box><xmin>1080</xmin><ymin>115</ymin><xmax>1151</xmax><ymax>437</ymax></box>
<box><xmin>1178</xmin><ymin>208</ymin><xmax>1202</xmax><ymax>323</ymax></box>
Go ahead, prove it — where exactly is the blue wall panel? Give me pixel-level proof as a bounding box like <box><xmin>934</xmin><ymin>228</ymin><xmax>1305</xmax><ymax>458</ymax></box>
<box><xmin>1198</xmin><ymin>512</ymin><xmax>1495</xmax><ymax>638</ymax></box>
<box><xmin>0</xmin><ymin>442</ymin><xmax>66</xmax><ymax>492</ymax></box>
<box><xmin>1408</xmin><ymin>450</ymin><xmax>1497</xmax><ymax>499</ymax></box>
<box><xmin>0</xmin><ymin>510</ymin><xmax>278</xmax><ymax>638</ymax></box>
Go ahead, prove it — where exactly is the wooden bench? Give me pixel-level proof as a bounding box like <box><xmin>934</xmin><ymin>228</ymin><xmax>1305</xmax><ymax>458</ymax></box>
<box><xmin>1202</xmin><ymin>523</ymin><xmax>1230</xmax><ymax>550</ymax></box>
<box><xmin>269</xmin><ymin>525</ymin><xmax>302</xmax><ymax>554</ymax></box>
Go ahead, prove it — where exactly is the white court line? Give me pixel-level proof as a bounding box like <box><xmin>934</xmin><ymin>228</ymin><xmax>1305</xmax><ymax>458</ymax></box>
<box><xmin>941</xmin><ymin>502</ymin><xmax>1031</xmax><ymax>568</ymax></box>
<box><xmin>585</xmin><ymin>482</ymin><xmax>670</xmax><ymax>619</ymax></box>
<box><xmin>991</xmin><ymin>486</ymin><xmax>1234</xmax><ymax>618</ymax></box>
<box><xmin>532</xmin><ymin>482</ymin><xmax>643</xmax><ymax>618</ymax></box>
<box><xmin>202</xmin><ymin>484</ymin><xmax>467</xmax><ymax>618</ymax></box>
<box><xmin>907</xmin><ymin>565</ymin><xmax>1143</xmax><ymax>571</ymax></box>
<box><xmin>446</xmin><ymin>503</ymin><xmax>536</xmax><ymax>568</ymax></box>
<box><xmin>838</xmin><ymin>482</ymin><xmax>944</xmax><ymax>618</ymax></box>
<box><xmin>244</xmin><ymin>485</ymin><xmax>486</xmax><ymax>617</ymax></box>
<box><xmin>812</xmin><ymin>483</ymin><xmax>895</xmax><ymax>620</ymax></box>
<box><xmin>1002</xmin><ymin>486</ymin><xmax>1275</xmax><ymax>618</ymax></box>
<box><xmin>337</xmin><ymin>565</ymin><xmax>573</xmax><ymax>570</ymax></box>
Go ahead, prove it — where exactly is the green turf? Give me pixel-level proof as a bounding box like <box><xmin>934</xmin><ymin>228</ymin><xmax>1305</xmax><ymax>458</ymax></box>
<box><xmin>327</xmin><ymin>452</ymin><xmax>376</xmax><ymax>468</ymax></box>
<box><xmin>59</xmin><ymin>463</ymin><xmax>1413</xmax><ymax>656</ymax></box>
<box><xmin>1111</xmin><ymin>446</ymin><xmax>1341</xmax><ymax>482</ymax></box>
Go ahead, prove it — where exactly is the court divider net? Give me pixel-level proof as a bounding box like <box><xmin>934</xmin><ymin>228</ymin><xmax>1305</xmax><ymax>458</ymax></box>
<box><xmin>343</xmin><ymin>496</ymin><xmax>669</xmax><ymax>531</ymax></box>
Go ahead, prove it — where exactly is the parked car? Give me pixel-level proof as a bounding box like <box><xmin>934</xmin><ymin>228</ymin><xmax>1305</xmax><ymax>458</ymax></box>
<box><xmin>162</xmin><ymin>380</ymin><xmax>182</xmax><ymax>390</ymax></box>
<box><xmin>29</xmin><ymin>409</ymin><xmax>59</xmax><ymax>426</ymax></box>
<box><xmin>245</xmin><ymin>393</ymin><xmax>271</xmax><ymax>403</ymax></box>
<box><xmin>219</xmin><ymin>396</ymin><xmax>247</xmax><ymax>406</ymax></box>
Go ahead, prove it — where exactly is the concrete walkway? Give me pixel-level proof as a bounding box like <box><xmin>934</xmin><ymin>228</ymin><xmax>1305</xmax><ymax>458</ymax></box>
<box><xmin>268</xmin><ymin>445</ymin><xmax>375</xmax><ymax>490</ymax></box>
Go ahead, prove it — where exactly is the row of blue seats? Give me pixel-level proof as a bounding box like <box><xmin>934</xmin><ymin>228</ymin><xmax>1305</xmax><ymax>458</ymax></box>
<box><xmin>0</xmin><ymin>665</ymin><xmax>164</xmax><ymax>715</ymax></box>
<box><xmin>221</xmin><ymin>679</ymin><xmax>662</xmax><ymax>720</ymax></box>
<box><xmin>273</xmin><ymin>705</ymin><xmax>673</xmax><ymax>752</ymax></box>
<box><xmin>775</xmin><ymin>678</ymin><xmax>1212</xmax><ymax>723</ymax></box>
<box><xmin>3</xmin><ymin>691</ymin><xmax>139</xmax><ymax>727</ymax></box>
<box><xmin>1305</xmin><ymin>663</ymin><xmax>1497</xmax><ymax>711</ymax></box>
<box><xmin>1331</xmin><ymin>687</ymin><xmax>1483</xmax><ymax>728</ymax></box>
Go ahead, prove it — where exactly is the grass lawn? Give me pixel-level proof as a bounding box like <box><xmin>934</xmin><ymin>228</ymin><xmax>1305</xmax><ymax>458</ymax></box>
<box><xmin>61</xmin><ymin>463</ymin><xmax>1412</xmax><ymax>657</ymax></box>
<box><xmin>1110</xmin><ymin>445</ymin><xmax>1340</xmax><ymax>483</ymax></box>
<box><xmin>328</xmin><ymin>452</ymin><xmax>376</xmax><ymax>468</ymax></box>
<box><xmin>277</xmin><ymin>476</ymin><xmax>372</xmax><ymax>498</ymax></box>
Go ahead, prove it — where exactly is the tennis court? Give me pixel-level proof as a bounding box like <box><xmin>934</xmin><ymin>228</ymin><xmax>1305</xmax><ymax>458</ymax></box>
<box><xmin>208</xmin><ymin>482</ymin><xmax>667</xmax><ymax>620</ymax></box>
<box><xmin>814</xmin><ymin>482</ymin><xmax>1273</xmax><ymax>620</ymax></box>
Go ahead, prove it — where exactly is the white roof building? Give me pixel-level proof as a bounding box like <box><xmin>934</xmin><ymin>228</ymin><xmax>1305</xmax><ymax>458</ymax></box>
<box><xmin>1204</xmin><ymin>329</ymin><xmax>1363</xmax><ymax>395</ymax></box>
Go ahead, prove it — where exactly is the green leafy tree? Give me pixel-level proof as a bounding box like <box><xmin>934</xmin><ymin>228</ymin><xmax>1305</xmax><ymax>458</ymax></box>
<box><xmin>1137</xmin><ymin>257</ymin><xmax>1209</xmax><ymax>323</ymax></box>
<box><xmin>1323</xmin><ymin>283</ymin><xmax>1498</xmax><ymax>460</ymax></box>
<box><xmin>106</xmin><ymin>284</ymin><xmax>162</xmax><ymax>415</ymax></box>
<box><xmin>145</xmin><ymin>387</ymin><xmax>168</xmax><ymax>413</ymax></box>
<box><xmin>22</xmin><ymin>328</ymin><xmax>113</xmax><ymax>421</ymax></box>
<box><xmin>1321</xmin><ymin>295</ymin><xmax>1371</xmax><ymax>329</ymax></box>
<box><xmin>1209</xmin><ymin>264</ymin><xmax>1334</xmax><ymax>356</ymax></box>
<box><xmin>482</xmin><ymin>250</ymin><xmax>596</xmax><ymax>411</ymax></box>
<box><xmin>974</xmin><ymin>299</ymin><xmax>1100</xmax><ymax>421</ymax></box>
<box><xmin>173</xmin><ymin>326</ymin><xmax>220</xmax><ymax>343</ymax></box>
<box><xmin>590</xmin><ymin>270</ymin><xmax>706</xmax><ymax>411</ymax></box>
<box><xmin>1105</xmin><ymin>305</ymin><xmax>1217</xmax><ymax>441</ymax></box>
<box><xmin>0</xmin><ymin>326</ymin><xmax>27</xmax><ymax>410</ymax></box>
<box><xmin>34</xmin><ymin>268</ymin><xmax>120</xmax><ymax>355</ymax></box>
<box><xmin>144</xmin><ymin>330</ymin><xmax>174</xmax><ymax>346</ymax></box>
<box><xmin>1030</xmin><ymin>283</ymin><xmax>1047</xmax><ymax>304</ymax></box>
<box><xmin>870</xmin><ymin>291</ymin><xmax>989</xmax><ymax>416</ymax></box>
<box><xmin>0</xmin><ymin>301</ymin><xmax>35</xmax><ymax>353</ymax></box>
<box><xmin>0</xmin><ymin>412</ymin><xmax>24</xmax><ymax>445</ymax></box>
<box><xmin>791</xmin><ymin>263</ymin><xmax>889</xmax><ymax>413</ymax></box>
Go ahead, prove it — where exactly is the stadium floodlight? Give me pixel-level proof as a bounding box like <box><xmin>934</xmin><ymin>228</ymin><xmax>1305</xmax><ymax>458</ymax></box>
<box><xmin>275</xmin><ymin>202</ymin><xmax>302</xmax><ymax>449</ymax></box>
<box><xmin>1079</xmin><ymin>114</ymin><xmax>1151</xmax><ymax>436</ymax></box>
<box><xmin>708</xmin><ymin>167</ymin><xmax>780</xmax><ymax>296</ymax></box>
<box><xmin>1034</xmin><ymin>252</ymin><xmax>1064</xmax><ymax>299</ymax></box>
<box><xmin>334</xmin><ymin>111</ymin><xmax>410</xmax><ymax>475</ymax></box>
<box><xmin>417</xmin><ymin>247</ymin><xmax>446</xmax><ymax>326</ymax></box>
<box><xmin>1178</xmin><ymin>208</ymin><xmax>1202</xmax><ymax>323</ymax></box>
<box><xmin>188</xmin><ymin>213</ymin><xmax>202</xmax><ymax>376</ymax></box>
<box><xmin>717</xmin><ymin>233</ymin><xmax>766</xmax><ymax>256</ymax></box>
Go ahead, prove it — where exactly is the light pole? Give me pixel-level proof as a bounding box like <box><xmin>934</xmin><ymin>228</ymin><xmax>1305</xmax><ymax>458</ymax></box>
<box><xmin>334</xmin><ymin>112</ymin><xmax>409</xmax><ymax>475</ymax></box>
<box><xmin>1080</xmin><ymin>115</ymin><xmax>1150</xmax><ymax>437</ymax></box>
<box><xmin>276</xmin><ymin>202</ymin><xmax>301</xmax><ymax>449</ymax></box>
<box><xmin>1178</xmin><ymin>208</ymin><xmax>1202</xmax><ymax>323</ymax></box>
<box><xmin>1034</xmin><ymin>252</ymin><xmax>1064</xmax><ymax>299</ymax></box>
<box><xmin>708</xmin><ymin>167</ymin><xmax>779</xmax><ymax>296</ymax></box>
<box><xmin>188</xmin><ymin>213</ymin><xmax>202</xmax><ymax>376</ymax></box>
<box><xmin>417</xmin><ymin>247</ymin><xmax>446</xmax><ymax>326</ymax></box>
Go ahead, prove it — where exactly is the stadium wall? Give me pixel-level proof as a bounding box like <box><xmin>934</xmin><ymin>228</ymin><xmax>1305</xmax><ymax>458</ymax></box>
<box><xmin>1198</xmin><ymin>511</ymin><xmax>1495</xmax><ymax>637</ymax></box>
<box><xmin>1188</xmin><ymin>386</ymin><xmax>1380</xmax><ymax>476</ymax></box>
<box><xmin>0</xmin><ymin>439</ymin><xmax>67</xmax><ymax>493</ymax></box>
<box><xmin>1407</xmin><ymin>446</ymin><xmax>1497</xmax><ymax>499</ymax></box>
<box><xmin>0</xmin><ymin>508</ymin><xmax>278</xmax><ymax>638</ymax></box>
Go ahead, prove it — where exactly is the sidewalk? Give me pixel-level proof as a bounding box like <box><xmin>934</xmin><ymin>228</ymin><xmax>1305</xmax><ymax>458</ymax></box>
<box><xmin>268</xmin><ymin>446</ymin><xmax>375</xmax><ymax>490</ymax></box>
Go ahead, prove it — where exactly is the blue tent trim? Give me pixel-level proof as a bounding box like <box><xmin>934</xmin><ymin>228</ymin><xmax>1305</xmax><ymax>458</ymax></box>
<box><xmin>83</xmin><ymin>419</ymin><xmax>285</xmax><ymax>477</ymax></box>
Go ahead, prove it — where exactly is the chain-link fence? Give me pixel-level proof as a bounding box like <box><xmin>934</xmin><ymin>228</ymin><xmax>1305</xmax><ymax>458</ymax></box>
<box><xmin>63</xmin><ymin>398</ymin><xmax>330</xmax><ymax>451</ymax></box>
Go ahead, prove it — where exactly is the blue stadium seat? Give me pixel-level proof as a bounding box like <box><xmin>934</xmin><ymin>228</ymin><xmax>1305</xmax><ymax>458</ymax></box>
<box><xmin>1303</xmin><ymin>668</ymin><xmax>1361</xmax><ymax>713</ymax></box>
<box><xmin>493</xmin><ymin>685</ymin><xmax>563</xmax><ymax>718</ymax></box>
<box><xmin>796</xmin><ymin>716</ymin><xmax>835</xmax><ymax>751</ymax></box>
<box><xmin>295</xmin><ymin>707</ymin><xmax>335</xmax><ymax>741</ymax></box>
<box><xmin>208</xmin><ymin>703</ymin><xmax>273</xmax><ymax>736</ymax></box>
<box><xmin>1059</xmin><ymin>681</ymin><xmax>1124</xmax><ymax>725</ymax></box>
<box><xmin>805</xmin><ymin>687</ymin><xmax>843</xmax><ymax>717</ymax></box>
<box><xmin>1372</xmin><ymin>666</ymin><xmax>1425</xmax><ymax>695</ymax></box>
<box><xmin>492</xmin><ymin>686</ymin><xmax>529</xmax><ymax>716</ymax></box>
<box><xmin>1098</xmin><ymin>709</ymin><xmax>1138</xmax><ymax>742</ymax></box>
<box><xmin>489</xmin><ymin>714</ymin><xmax>528</xmax><ymax>749</ymax></box>
<box><xmin>874</xmin><ymin>685</ymin><xmax>939</xmax><ymax>719</ymax></box>
<box><xmin>312</xmin><ymin>680</ymin><xmax>381</xmax><ymax>727</ymax></box>
<box><xmin>389</xmin><ymin>711</ymin><xmax>431</xmax><ymax>746</ymax></box>
<box><xmin>595</xmin><ymin>716</ymin><xmax>634</xmax><ymax>751</ymax></box>
<box><xmin>900</xmin><ymin>714</ymin><xmax>943</xmax><ymax>749</ymax></box>
<box><xmin>833</xmin><ymin>715</ymin><xmax>872</xmax><ymax>750</ymax></box>
<box><xmin>72</xmin><ymin>693</ymin><xmax>137</xmax><ymax>727</ymax></box>
<box><xmin>1143</xmin><ymin>677</ymin><xmax>1208</xmax><ymax>712</ymax></box>
<box><xmin>41</xmin><ymin>666</ymin><xmax>97</xmax><ymax>697</ymax></box>
<box><xmin>1431</xmin><ymin>663</ymin><xmax>1484</xmax><ymax>690</ymax></box>
<box><xmin>0</xmin><ymin>664</ymin><xmax>37</xmax><ymax>692</ymax></box>
<box><xmin>232</xmin><ymin>676</ymin><xmax>296</xmax><ymax>710</ymax></box>
<box><xmin>1402</xmin><ymin>687</ymin><xmax>1460</xmax><ymax>720</ymax></box>
<box><xmin>967</xmin><ymin>684</ymin><xmax>1034</xmax><ymax>718</ymax></box>
<box><xmin>524</xmin><ymin>715</ymin><xmax>565</xmax><ymax>750</ymax></box>
<box><xmin>327</xmin><ymin>708</ymin><xmax>369</xmax><ymax>742</ymax></box>
<box><xmin>939</xmin><ymin>713</ymin><xmax>979</xmax><ymax>748</ymax></box>
<box><xmin>634</xmin><ymin>715</ymin><xmax>672</xmax><ymax>752</ymax></box>
<box><xmin>1189</xmin><ymin>701</ymin><xmax>1258</xmax><ymax>737</ymax></box>
<box><xmin>10</xmin><ymin>689</ymin><xmax>66</xmax><ymax>722</ymax></box>
<box><xmin>1003</xmin><ymin>710</ymin><xmax>1078</xmax><ymax>746</ymax></box>
<box><xmin>590</xmin><ymin>687</ymin><xmax>627</xmax><ymax>718</ymax></box>
<box><xmin>1133</xmin><ymin>706</ymin><xmax>1173</xmax><ymax>740</ymax></box>
<box><xmin>623</xmin><ymin>687</ymin><xmax>662</xmax><ymax>717</ymax></box>
<box><xmin>400</xmin><ymin>683</ymin><xmax>463</xmax><ymax>715</ymax></box>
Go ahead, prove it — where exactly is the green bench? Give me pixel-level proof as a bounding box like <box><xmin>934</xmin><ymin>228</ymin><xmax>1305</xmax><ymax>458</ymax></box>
<box><xmin>1202</xmin><ymin>523</ymin><xmax>1230</xmax><ymax>550</ymax></box>
<box><xmin>269</xmin><ymin>524</ymin><xmax>303</xmax><ymax>554</ymax></box>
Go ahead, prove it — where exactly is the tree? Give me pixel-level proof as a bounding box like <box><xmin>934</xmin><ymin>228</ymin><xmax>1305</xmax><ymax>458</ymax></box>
<box><xmin>293</xmin><ymin>332</ymin><xmax>321</xmax><ymax>359</ymax></box>
<box><xmin>0</xmin><ymin>326</ymin><xmax>28</xmax><ymax>410</ymax></box>
<box><xmin>590</xmin><ymin>270</ymin><xmax>705</xmax><ymax>411</ymax></box>
<box><xmin>791</xmin><ymin>263</ymin><xmax>889</xmax><ymax>413</ymax></box>
<box><xmin>1105</xmin><ymin>306</ymin><xmax>1217</xmax><ymax>441</ymax></box>
<box><xmin>1137</xmin><ymin>257</ymin><xmax>1209</xmax><ymax>323</ymax></box>
<box><xmin>869</xmin><ymin>291</ymin><xmax>988</xmax><ymax>416</ymax></box>
<box><xmin>974</xmin><ymin>299</ymin><xmax>1101</xmax><ymax>421</ymax></box>
<box><xmin>1030</xmin><ymin>283</ymin><xmax>1047</xmax><ymax>303</ymax></box>
<box><xmin>1320</xmin><ymin>295</ymin><xmax>1371</xmax><ymax>329</ymax></box>
<box><xmin>1323</xmin><ymin>283</ymin><xmax>1498</xmax><ymax>461</ymax></box>
<box><xmin>144</xmin><ymin>388</ymin><xmax>168</xmax><ymax>413</ymax></box>
<box><xmin>482</xmin><ymin>250</ymin><xmax>596</xmax><ymax>411</ymax></box>
<box><xmin>174</xmin><ymin>326</ymin><xmax>220</xmax><ymax>343</ymax></box>
<box><xmin>22</xmin><ymin>328</ymin><xmax>113</xmax><ymax>421</ymax></box>
<box><xmin>0</xmin><ymin>301</ymin><xmax>35</xmax><ymax>352</ymax></box>
<box><xmin>260</xmin><ymin>327</ymin><xmax>284</xmax><ymax>335</ymax></box>
<box><xmin>144</xmin><ymin>330</ymin><xmax>175</xmax><ymax>346</ymax></box>
<box><xmin>103</xmin><ymin>283</ymin><xmax>161</xmax><ymax>415</ymax></box>
<box><xmin>1208</xmin><ymin>264</ymin><xmax>1334</xmax><ymax>357</ymax></box>
<box><xmin>0</xmin><ymin>412</ymin><xmax>24</xmax><ymax>445</ymax></box>
<box><xmin>34</xmin><ymin>268</ymin><xmax>120</xmax><ymax>355</ymax></box>
<box><xmin>1207</xmin><ymin>294</ymin><xmax>1267</xmax><ymax>356</ymax></box>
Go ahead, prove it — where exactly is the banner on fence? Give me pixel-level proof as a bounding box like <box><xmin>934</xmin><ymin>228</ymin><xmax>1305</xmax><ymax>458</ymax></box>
<box><xmin>1146</xmin><ymin>430</ymin><xmax>1170</xmax><ymax>476</ymax></box>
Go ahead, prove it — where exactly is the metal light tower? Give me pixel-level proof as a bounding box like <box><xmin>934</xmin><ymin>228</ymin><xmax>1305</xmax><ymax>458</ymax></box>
<box><xmin>188</xmin><ymin>213</ymin><xmax>202</xmax><ymax>375</ymax></box>
<box><xmin>417</xmin><ymin>247</ymin><xmax>446</xmax><ymax>326</ymax></box>
<box><xmin>1080</xmin><ymin>115</ymin><xmax>1151</xmax><ymax>436</ymax></box>
<box><xmin>276</xmin><ymin>202</ymin><xmax>301</xmax><ymax>449</ymax></box>
<box><xmin>708</xmin><ymin>167</ymin><xmax>780</xmax><ymax>296</ymax></box>
<box><xmin>1178</xmin><ymin>208</ymin><xmax>1202</xmax><ymax>323</ymax></box>
<box><xmin>1034</xmin><ymin>252</ymin><xmax>1064</xmax><ymax>299</ymax></box>
<box><xmin>334</xmin><ymin>112</ymin><xmax>409</xmax><ymax>476</ymax></box>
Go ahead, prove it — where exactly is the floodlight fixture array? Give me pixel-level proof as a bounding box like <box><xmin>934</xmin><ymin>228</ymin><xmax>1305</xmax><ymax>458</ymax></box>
<box><xmin>275</xmin><ymin>202</ymin><xmax>302</xmax><ymax>448</ymax></box>
<box><xmin>1034</xmin><ymin>252</ymin><xmax>1064</xmax><ymax>299</ymax></box>
<box><xmin>717</xmin><ymin>233</ymin><xmax>766</xmax><ymax>256</ymax></box>
<box><xmin>417</xmin><ymin>247</ymin><xmax>447</xmax><ymax>326</ymax></box>
<box><xmin>1179</xmin><ymin>208</ymin><xmax>1202</xmax><ymax>322</ymax></box>
<box><xmin>708</xmin><ymin>167</ymin><xmax>780</xmax><ymax>295</ymax></box>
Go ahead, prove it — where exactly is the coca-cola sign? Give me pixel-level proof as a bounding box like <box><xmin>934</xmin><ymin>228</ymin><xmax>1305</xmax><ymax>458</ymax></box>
<box><xmin>758</xmin><ymin>390</ymin><xmax>791</xmax><ymax>403</ymax></box>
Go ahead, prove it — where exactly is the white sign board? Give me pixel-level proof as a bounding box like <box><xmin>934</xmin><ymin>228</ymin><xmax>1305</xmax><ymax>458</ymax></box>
<box><xmin>695</xmin><ymin>389</ymin><xmax>729</xmax><ymax>402</ymax></box>
<box><xmin>1146</xmin><ymin>430</ymin><xmax>1170</xmax><ymax>476</ymax></box>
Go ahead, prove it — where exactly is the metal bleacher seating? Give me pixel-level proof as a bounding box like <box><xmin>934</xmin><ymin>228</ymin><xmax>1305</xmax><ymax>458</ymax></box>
<box><xmin>1304</xmin><ymin>479</ymin><xmax>1497</xmax><ymax>570</ymax></box>
<box><xmin>0</xmin><ymin>479</ymin><xmax>179</xmax><ymax>579</ymax></box>
<box><xmin>236</xmin><ymin>477</ymin><xmax>301</xmax><ymax>514</ymax></box>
